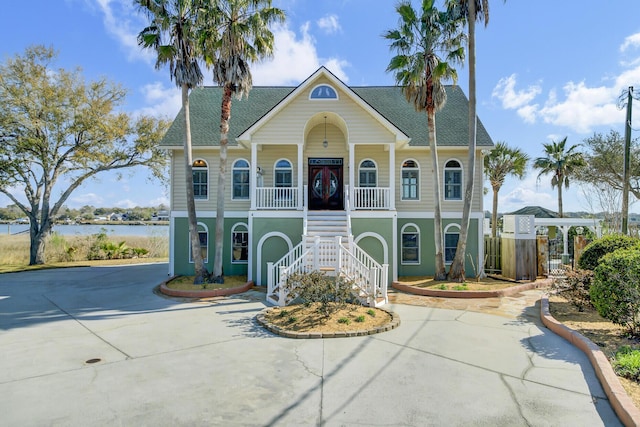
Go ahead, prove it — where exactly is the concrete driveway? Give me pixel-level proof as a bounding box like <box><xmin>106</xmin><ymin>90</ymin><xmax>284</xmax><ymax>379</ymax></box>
<box><xmin>0</xmin><ymin>264</ymin><xmax>621</xmax><ymax>426</ymax></box>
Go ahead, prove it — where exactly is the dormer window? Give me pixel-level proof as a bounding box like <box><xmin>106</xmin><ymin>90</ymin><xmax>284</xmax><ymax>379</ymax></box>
<box><xmin>310</xmin><ymin>84</ymin><xmax>338</xmax><ymax>100</ymax></box>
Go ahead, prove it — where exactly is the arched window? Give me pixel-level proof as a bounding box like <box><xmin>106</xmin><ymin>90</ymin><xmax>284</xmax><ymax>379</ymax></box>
<box><xmin>189</xmin><ymin>222</ymin><xmax>208</xmax><ymax>263</ymax></box>
<box><xmin>232</xmin><ymin>159</ymin><xmax>250</xmax><ymax>200</ymax></box>
<box><xmin>444</xmin><ymin>224</ymin><xmax>460</xmax><ymax>263</ymax></box>
<box><xmin>192</xmin><ymin>159</ymin><xmax>208</xmax><ymax>200</ymax></box>
<box><xmin>231</xmin><ymin>223</ymin><xmax>249</xmax><ymax>263</ymax></box>
<box><xmin>401</xmin><ymin>159</ymin><xmax>419</xmax><ymax>200</ymax></box>
<box><xmin>401</xmin><ymin>223</ymin><xmax>420</xmax><ymax>264</ymax></box>
<box><xmin>444</xmin><ymin>159</ymin><xmax>462</xmax><ymax>200</ymax></box>
<box><xmin>274</xmin><ymin>159</ymin><xmax>292</xmax><ymax>187</ymax></box>
<box><xmin>309</xmin><ymin>84</ymin><xmax>338</xmax><ymax>100</ymax></box>
<box><xmin>359</xmin><ymin>159</ymin><xmax>377</xmax><ymax>187</ymax></box>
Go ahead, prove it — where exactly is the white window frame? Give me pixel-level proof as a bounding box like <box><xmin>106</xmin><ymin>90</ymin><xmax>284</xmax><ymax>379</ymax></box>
<box><xmin>274</xmin><ymin>158</ymin><xmax>293</xmax><ymax>188</ymax></box>
<box><xmin>401</xmin><ymin>223</ymin><xmax>420</xmax><ymax>265</ymax></box>
<box><xmin>401</xmin><ymin>159</ymin><xmax>420</xmax><ymax>201</ymax></box>
<box><xmin>189</xmin><ymin>222</ymin><xmax>209</xmax><ymax>264</ymax></box>
<box><xmin>309</xmin><ymin>84</ymin><xmax>339</xmax><ymax>100</ymax></box>
<box><xmin>231</xmin><ymin>222</ymin><xmax>249</xmax><ymax>264</ymax></box>
<box><xmin>444</xmin><ymin>159</ymin><xmax>463</xmax><ymax>201</ymax></box>
<box><xmin>192</xmin><ymin>159</ymin><xmax>208</xmax><ymax>201</ymax></box>
<box><xmin>232</xmin><ymin>159</ymin><xmax>251</xmax><ymax>200</ymax></box>
<box><xmin>444</xmin><ymin>223</ymin><xmax>461</xmax><ymax>264</ymax></box>
<box><xmin>358</xmin><ymin>159</ymin><xmax>378</xmax><ymax>188</ymax></box>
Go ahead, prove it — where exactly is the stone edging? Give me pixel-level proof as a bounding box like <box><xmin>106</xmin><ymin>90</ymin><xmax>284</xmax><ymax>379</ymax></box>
<box><xmin>540</xmin><ymin>296</ymin><xmax>640</xmax><ymax>427</ymax></box>
<box><xmin>159</xmin><ymin>276</ymin><xmax>254</xmax><ymax>298</ymax></box>
<box><xmin>392</xmin><ymin>280</ymin><xmax>541</xmax><ymax>299</ymax></box>
<box><xmin>255</xmin><ymin>307</ymin><xmax>400</xmax><ymax>339</ymax></box>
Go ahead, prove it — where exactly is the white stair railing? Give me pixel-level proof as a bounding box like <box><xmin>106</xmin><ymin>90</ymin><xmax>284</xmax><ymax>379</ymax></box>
<box><xmin>266</xmin><ymin>235</ymin><xmax>388</xmax><ymax>307</ymax></box>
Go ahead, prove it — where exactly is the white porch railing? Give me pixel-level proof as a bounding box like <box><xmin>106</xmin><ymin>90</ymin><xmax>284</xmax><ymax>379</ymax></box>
<box><xmin>352</xmin><ymin>187</ymin><xmax>390</xmax><ymax>210</ymax></box>
<box><xmin>266</xmin><ymin>235</ymin><xmax>387</xmax><ymax>307</ymax></box>
<box><xmin>255</xmin><ymin>187</ymin><xmax>299</xmax><ymax>209</ymax></box>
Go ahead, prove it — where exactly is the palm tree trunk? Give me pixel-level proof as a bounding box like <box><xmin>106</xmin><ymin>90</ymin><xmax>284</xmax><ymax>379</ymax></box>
<box><xmin>183</xmin><ymin>84</ymin><xmax>208</xmax><ymax>284</ymax></box>
<box><xmin>448</xmin><ymin>0</ymin><xmax>477</xmax><ymax>282</ymax></box>
<box><xmin>491</xmin><ymin>186</ymin><xmax>498</xmax><ymax>238</ymax></box>
<box><xmin>428</xmin><ymin>108</ymin><xmax>447</xmax><ymax>280</ymax></box>
<box><xmin>212</xmin><ymin>83</ymin><xmax>233</xmax><ymax>283</ymax></box>
<box><xmin>558</xmin><ymin>182</ymin><xmax>563</xmax><ymax>218</ymax></box>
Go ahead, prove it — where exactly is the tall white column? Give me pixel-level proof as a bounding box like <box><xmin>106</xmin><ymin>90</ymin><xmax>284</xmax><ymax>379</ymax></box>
<box><xmin>389</xmin><ymin>143</ymin><xmax>395</xmax><ymax>210</ymax></box>
<box><xmin>250</xmin><ymin>143</ymin><xmax>257</xmax><ymax>210</ymax></box>
<box><xmin>298</xmin><ymin>143</ymin><xmax>303</xmax><ymax>210</ymax></box>
<box><xmin>349</xmin><ymin>142</ymin><xmax>355</xmax><ymax>208</ymax></box>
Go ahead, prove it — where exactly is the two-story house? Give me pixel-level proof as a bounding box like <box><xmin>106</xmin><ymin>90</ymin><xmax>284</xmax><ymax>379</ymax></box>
<box><xmin>160</xmin><ymin>67</ymin><xmax>494</xmax><ymax>306</ymax></box>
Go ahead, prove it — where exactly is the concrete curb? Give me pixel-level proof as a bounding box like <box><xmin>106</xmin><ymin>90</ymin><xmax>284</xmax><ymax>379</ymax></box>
<box><xmin>392</xmin><ymin>280</ymin><xmax>542</xmax><ymax>299</ymax></box>
<box><xmin>541</xmin><ymin>295</ymin><xmax>640</xmax><ymax>427</ymax></box>
<box><xmin>255</xmin><ymin>307</ymin><xmax>400</xmax><ymax>339</ymax></box>
<box><xmin>159</xmin><ymin>276</ymin><xmax>254</xmax><ymax>298</ymax></box>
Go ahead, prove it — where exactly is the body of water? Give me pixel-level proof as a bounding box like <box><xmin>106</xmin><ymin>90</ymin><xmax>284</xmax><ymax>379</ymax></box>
<box><xmin>1</xmin><ymin>223</ymin><xmax>169</xmax><ymax>237</ymax></box>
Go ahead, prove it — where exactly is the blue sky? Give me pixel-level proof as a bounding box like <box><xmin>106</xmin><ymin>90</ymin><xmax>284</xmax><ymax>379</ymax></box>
<box><xmin>2</xmin><ymin>0</ymin><xmax>640</xmax><ymax>214</ymax></box>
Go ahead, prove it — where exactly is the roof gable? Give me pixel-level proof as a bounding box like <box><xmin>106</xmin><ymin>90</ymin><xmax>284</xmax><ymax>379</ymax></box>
<box><xmin>159</xmin><ymin>67</ymin><xmax>494</xmax><ymax>149</ymax></box>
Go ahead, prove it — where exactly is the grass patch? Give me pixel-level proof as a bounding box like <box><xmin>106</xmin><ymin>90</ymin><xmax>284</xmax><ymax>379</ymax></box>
<box><xmin>398</xmin><ymin>276</ymin><xmax>518</xmax><ymax>291</ymax></box>
<box><xmin>0</xmin><ymin>233</ymin><xmax>168</xmax><ymax>273</ymax></box>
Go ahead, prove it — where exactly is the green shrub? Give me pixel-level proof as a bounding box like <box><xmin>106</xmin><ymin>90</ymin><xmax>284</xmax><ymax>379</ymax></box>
<box><xmin>591</xmin><ymin>248</ymin><xmax>640</xmax><ymax>336</ymax></box>
<box><xmin>355</xmin><ymin>315</ymin><xmax>365</xmax><ymax>323</ymax></box>
<box><xmin>552</xmin><ymin>268</ymin><xmax>594</xmax><ymax>312</ymax></box>
<box><xmin>366</xmin><ymin>309</ymin><xmax>376</xmax><ymax>317</ymax></box>
<box><xmin>578</xmin><ymin>234</ymin><xmax>638</xmax><ymax>271</ymax></box>
<box><xmin>613</xmin><ymin>346</ymin><xmax>640</xmax><ymax>381</ymax></box>
<box><xmin>284</xmin><ymin>271</ymin><xmax>358</xmax><ymax>317</ymax></box>
<box><xmin>337</xmin><ymin>317</ymin><xmax>350</xmax><ymax>324</ymax></box>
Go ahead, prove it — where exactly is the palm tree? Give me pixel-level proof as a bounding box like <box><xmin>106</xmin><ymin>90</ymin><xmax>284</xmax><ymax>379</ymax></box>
<box><xmin>534</xmin><ymin>137</ymin><xmax>585</xmax><ymax>218</ymax></box>
<box><xmin>484</xmin><ymin>141</ymin><xmax>529</xmax><ymax>237</ymax></box>
<box><xmin>447</xmin><ymin>0</ymin><xmax>491</xmax><ymax>281</ymax></box>
<box><xmin>136</xmin><ymin>0</ymin><xmax>209</xmax><ymax>284</ymax></box>
<box><xmin>201</xmin><ymin>0</ymin><xmax>285</xmax><ymax>283</ymax></box>
<box><xmin>385</xmin><ymin>0</ymin><xmax>465</xmax><ymax>280</ymax></box>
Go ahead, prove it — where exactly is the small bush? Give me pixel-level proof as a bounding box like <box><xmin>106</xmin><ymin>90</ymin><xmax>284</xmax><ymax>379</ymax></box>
<box><xmin>591</xmin><ymin>248</ymin><xmax>640</xmax><ymax>336</ymax></box>
<box><xmin>367</xmin><ymin>309</ymin><xmax>376</xmax><ymax>317</ymax></box>
<box><xmin>355</xmin><ymin>315</ymin><xmax>365</xmax><ymax>323</ymax></box>
<box><xmin>578</xmin><ymin>234</ymin><xmax>638</xmax><ymax>271</ymax></box>
<box><xmin>337</xmin><ymin>317</ymin><xmax>350</xmax><ymax>324</ymax></box>
<box><xmin>552</xmin><ymin>268</ymin><xmax>594</xmax><ymax>312</ymax></box>
<box><xmin>284</xmin><ymin>271</ymin><xmax>358</xmax><ymax>317</ymax></box>
<box><xmin>613</xmin><ymin>346</ymin><xmax>640</xmax><ymax>381</ymax></box>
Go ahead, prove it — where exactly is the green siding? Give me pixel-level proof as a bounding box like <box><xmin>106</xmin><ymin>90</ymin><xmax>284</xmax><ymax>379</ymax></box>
<box><xmin>397</xmin><ymin>218</ymin><xmax>480</xmax><ymax>278</ymax></box>
<box><xmin>173</xmin><ymin>217</ymin><xmax>248</xmax><ymax>277</ymax></box>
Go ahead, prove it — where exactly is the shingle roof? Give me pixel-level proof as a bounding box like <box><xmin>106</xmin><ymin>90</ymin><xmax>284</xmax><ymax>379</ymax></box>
<box><xmin>508</xmin><ymin>206</ymin><xmax>559</xmax><ymax>218</ymax></box>
<box><xmin>160</xmin><ymin>84</ymin><xmax>493</xmax><ymax>148</ymax></box>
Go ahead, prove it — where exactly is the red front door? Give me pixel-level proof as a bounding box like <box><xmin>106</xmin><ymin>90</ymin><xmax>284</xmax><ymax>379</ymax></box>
<box><xmin>308</xmin><ymin>158</ymin><xmax>343</xmax><ymax>210</ymax></box>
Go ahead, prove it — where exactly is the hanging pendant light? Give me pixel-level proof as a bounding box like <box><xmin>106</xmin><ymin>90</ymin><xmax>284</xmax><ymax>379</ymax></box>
<box><xmin>323</xmin><ymin>115</ymin><xmax>328</xmax><ymax>148</ymax></box>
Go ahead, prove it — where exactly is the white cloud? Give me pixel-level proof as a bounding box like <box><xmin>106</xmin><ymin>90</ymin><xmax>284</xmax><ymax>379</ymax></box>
<box><xmin>620</xmin><ymin>32</ymin><xmax>640</xmax><ymax>52</ymax></box>
<box><xmin>70</xmin><ymin>192</ymin><xmax>104</xmax><ymax>206</ymax></box>
<box><xmin>537</xmin><ymin>81</ymin><xmax>622</xmax><ymax>133</ymax></box>
<box><xmin>492</xmin><ymin>74</ymin><xmax>541</xmax><ymax>109</ymax></box>
<box><xmin>252</xmin><ymin>23</ymin><xmax>349</xmax><ymax>85</ymax></box>
<box><xmin>114</xmin><ymin>199</ymin><xmax>138</xmax><ymax>209</ymax></box>
<box><xmin>93</xmin><ymin>0</ymin><xmax>153</xmax><ymax>64</ymax></box>
<box><xmin>148</xmin><ymin>196</ymin><xmax>169</xmax><ymax>207</ymax></box>
<box><xmin>135</xmin><ymin>82</ymin><xmax>182</xmax><ymax>118</ymax></box>
<box><xmin>317</xmin><ymin>14</ymin><xmax>341</xmax><ymax>34</ymax></box>
<box><xmin>499</xmin><ymin>187</ymin><xmax>555</xmax><ymax>213</ymax></box>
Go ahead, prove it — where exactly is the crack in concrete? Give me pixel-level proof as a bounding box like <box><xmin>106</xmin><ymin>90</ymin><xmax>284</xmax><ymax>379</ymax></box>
<box><xmin>293</xmin><ymin>346</ymin><xmax>322</xmax><ymax>378</ymax></box>
<box><xmin>500</xmin><ymin>374</ymin><xmax>533</xmax><ymax>427</ymax></box>
<box><xmin>42</xmin><ymin>295</ymin><xmax>132</xmax><ymax>360</ymax></box>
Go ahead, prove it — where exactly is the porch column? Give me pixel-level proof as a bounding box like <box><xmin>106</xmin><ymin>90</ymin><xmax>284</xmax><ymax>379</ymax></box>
<box><xmin>297</xmin><ymin>142</ymin><xmax>303</xmax><ymax>210</ymax></box>
<box><xmin>388</xmin><ymin>143</ymin><xmax>395</xmax><ymax>210</ymax></box>
<box><xmin>349</xmin><ymin>142</ymin><xmax>355</xmax><ymax>209</ymax></box>
<box><xmin>250</xmin><ymin>143</ymin><xmax>257</xmax><ymax>210</ymax></box>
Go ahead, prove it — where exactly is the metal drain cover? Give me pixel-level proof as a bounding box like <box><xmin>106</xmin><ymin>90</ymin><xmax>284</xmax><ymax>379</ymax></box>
<box><xmin>85</xmin><ymin>358</ymin><xmax>102</xmax><ymax>364</ymax></box>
